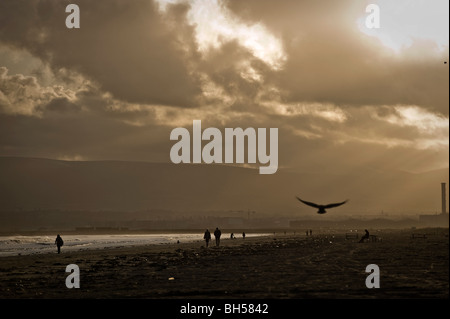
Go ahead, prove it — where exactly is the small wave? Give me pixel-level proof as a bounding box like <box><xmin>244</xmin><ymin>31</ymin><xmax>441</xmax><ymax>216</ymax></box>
<box><xmin>66</xmin><ymin>242</ymin><xmax>93</xmax><ymax>247</ymax></box>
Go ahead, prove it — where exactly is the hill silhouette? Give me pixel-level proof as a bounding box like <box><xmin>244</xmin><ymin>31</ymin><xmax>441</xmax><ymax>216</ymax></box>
<box><xmin>0</xmin><ymin>157</ymin><xmax>447</xmax><ymax>216</ymax></box>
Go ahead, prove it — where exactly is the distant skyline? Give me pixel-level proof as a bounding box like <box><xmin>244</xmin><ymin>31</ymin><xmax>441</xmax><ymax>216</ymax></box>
<box><xmin>0</xmin><ymin>0</ymin><xmax>448</xmax><ymax>174</ymax></box>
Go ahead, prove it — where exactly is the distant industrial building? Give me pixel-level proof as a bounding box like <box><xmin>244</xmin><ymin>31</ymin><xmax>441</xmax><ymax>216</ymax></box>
<box><xmin>419</xmin><ymin>182</ymin><xmax>449</xmax><ymax>226</ymax></box>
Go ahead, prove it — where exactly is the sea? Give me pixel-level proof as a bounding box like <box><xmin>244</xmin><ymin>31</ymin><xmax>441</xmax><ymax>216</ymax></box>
<box><xmin>0</xmin><ymin>232</ymin><xmax>268</xmax><ymax>257</ymax></box>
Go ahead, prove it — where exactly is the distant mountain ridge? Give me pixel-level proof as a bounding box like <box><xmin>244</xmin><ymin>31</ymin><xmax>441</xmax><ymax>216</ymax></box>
<box><xmin>0</xmin><ymin>157</ymin><xmax>448</xmax><ymax>215</ymax></box>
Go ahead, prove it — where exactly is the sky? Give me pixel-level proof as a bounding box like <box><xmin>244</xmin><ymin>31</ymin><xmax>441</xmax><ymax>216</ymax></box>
<box><xmin>0</xmin><ymin>0</ymin><xmax>448</xmax><ymax>174</ymax></box>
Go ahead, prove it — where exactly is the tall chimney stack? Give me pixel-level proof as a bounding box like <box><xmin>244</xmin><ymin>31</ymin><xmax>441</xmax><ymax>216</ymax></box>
<box><xmin>442</xmin><ymin>183</ymin><xmax>447</xmax><ymax>215</ymax></box>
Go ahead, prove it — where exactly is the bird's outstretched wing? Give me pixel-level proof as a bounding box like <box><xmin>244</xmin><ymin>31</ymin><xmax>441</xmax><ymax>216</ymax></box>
<box><xmin>296</xmin><ymin>197</ymin><xmax>320</xmax><ymax>208</ymax></box>
<box><xmin>324</xmin><ymin>200</ymin><xmax>348</xmax><ymax>209</ymax></box>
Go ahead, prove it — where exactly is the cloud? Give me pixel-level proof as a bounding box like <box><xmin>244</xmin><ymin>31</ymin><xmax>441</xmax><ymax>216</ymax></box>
<box><xmin>0</xmin><ymin>0</ymin><xmax>448</xmax><ymax>174</ymax></box>
<box><xmin>0</xmin><ymin>66</ymin><xmax>77</xmax><ymax>116</ymax></box>
<box><xmin>2</xmin><ymin>0</ymin><xmax>446</xmax><ymax>114</ymax></box>
<box><xmin>226</xmin><ymin>0</ymin><xmax>449</xmax><ymax>115</ymax></box>
<box><xmin>0</xmin><ymin>0</ymin><xmax>201</xmax><ymax>107</ymax></box>
<box><xmin>157</xmin><ymin>0</ymin><xmax>286</xmax><ymax>69</ymax></box>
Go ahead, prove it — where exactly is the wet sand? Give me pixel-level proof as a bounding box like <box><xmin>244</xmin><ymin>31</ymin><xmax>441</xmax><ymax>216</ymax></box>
<box><xmin>0</xmin><ymin>228</ymin><xmax>448</xmax><ymax>299</ymax></box>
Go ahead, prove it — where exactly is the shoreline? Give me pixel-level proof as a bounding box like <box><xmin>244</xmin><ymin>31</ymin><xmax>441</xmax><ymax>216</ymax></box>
<box><xmin>0</xmin><ymin>229</ymin><xmax>265</xmax><ymax>237</ymax></box>
<box><xmin>1</xmin><ymin>225</ymin><xmax>446</xmax><ymax>237</ymax></box>
<box><xmin>0</xmin><ymin>232</ymin><xmax>271</xmax><ymax>258</ymax></box>
<box><xmin>0</xmin><ymin>228</ymin><xmax>448</xmax><ymax>299</ymax></box>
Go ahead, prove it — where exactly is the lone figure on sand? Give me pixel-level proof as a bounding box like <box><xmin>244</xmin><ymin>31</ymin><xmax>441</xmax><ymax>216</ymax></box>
<box><xmin>359</xmin><ymin>229</ymin><xmax>370</xmax><ymax>243</ymax></box>
<box><xmin>214</xmin><ymin>227</ymin><xmax>222</xmax><ymax>247</ymax></box>
<box><xmin>55</xmin><ymin>234</ymin><xmax>64</xmax><ymax>254</ymax></box>
<box><xmin>203</xmin><ymin>229</ymin><xmax>211</xmax><ymax>247</ymax></box>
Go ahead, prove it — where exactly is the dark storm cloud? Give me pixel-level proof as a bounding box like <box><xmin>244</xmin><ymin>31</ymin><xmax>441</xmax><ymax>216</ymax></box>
<box><xmin>37</xmin><ymin>96</ymin><xmax>81</xmax><ymax>114</ymax></box>
<box><xmin>0</xmin><ymin>0</ymin><xmax>201</xmax><ymax>107</ymax></box>
<box><xmin>0</xmin><ymin>98</ymin><xmax>172</xmax><ymax>162</ymax></box>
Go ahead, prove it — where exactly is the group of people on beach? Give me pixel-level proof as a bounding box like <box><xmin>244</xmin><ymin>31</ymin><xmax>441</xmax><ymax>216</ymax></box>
<box><xmin>54</xmin><ymin>228</ymin><xmax>371</xmax><ymax>254</ymax></box>
<box><xmin>54</xmin><ymin>229</ymin><xmax>244</xmax><ymax>254</ymax></box>
<box><xmin>203</xmin><ymin>228</ymin><xmax>246</xmax><ymax>247</ymax></box>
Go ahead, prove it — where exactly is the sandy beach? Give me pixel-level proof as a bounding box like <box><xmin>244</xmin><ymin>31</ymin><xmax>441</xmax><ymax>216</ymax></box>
<box><xmin>0</xmin><ymin>228</ymin><xmax>448</xmax><ymax>300</ymax></box>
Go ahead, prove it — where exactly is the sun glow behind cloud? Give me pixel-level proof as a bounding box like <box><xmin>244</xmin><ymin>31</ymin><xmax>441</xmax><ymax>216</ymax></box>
<box><xmin>156</xmin><ymin>0</ymin><xmax>286</xmax><ymax>70</ymax></box>
<box><xmin>357</xmin><ymin>0</ymin><xmax>449</xmax><ymax>52</ymax></box>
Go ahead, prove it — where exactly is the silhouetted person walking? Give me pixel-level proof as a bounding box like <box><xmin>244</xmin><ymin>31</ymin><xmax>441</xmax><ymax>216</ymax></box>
<box><xmin>359</xmin><ymin>229</ymin><xmax>370</xmax><ymax>243</ymax></box>
<box><xmin>204</xmin><ymin>229</ymin><xmax>211</xmax><ymax>247</ymax></box>
<box><xmin>309</xmin><ymin>229</ymin><xmax>312</xmax><ymax>236</ymax></box>
<box><xmin>55</xmin><ymin>234</ymin><xmax>64</xmax><ymax>254</ymax></box>
<box><xmin>214</xmin><ymin>227</ymin><xmax>222</xmax><ymax>247</ymax></box>
<box><xmin>242</xmin><ymin>232</ymin><xmax>246</xmax><ymax>239</ymax></box>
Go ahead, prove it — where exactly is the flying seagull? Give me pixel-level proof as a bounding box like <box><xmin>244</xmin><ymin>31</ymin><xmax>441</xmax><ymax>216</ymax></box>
<box><xmin>296</xmin><ymin>197</ymin><xmax>348</xmax><ymax>214</ymax></box>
